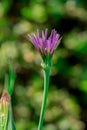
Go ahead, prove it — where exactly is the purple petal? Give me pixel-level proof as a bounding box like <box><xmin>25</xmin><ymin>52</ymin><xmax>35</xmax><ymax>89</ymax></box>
<box><xmin>50</xmin><ymin>34</ymin><xmax>60</xmax><ymax>54</ymax></box>
<box><xmin>37</xmin><ymin>29</ymin><xmax>40</xmax><ymax>37</ymax></box>
<box><xmin>42</xmin><ymin>31</ymin><xmax>45</xmax><ymax>40</ymax></box>
<box><xmin>37</xmin><ymin>30</ymin><xmax>43</xmax><ymax>46</ymax></box>
<box><xmin>27</xmin><ymin>34</ymin><xmax>33</xmax><ymax>42</ymax></box>
<box><xmin>45</xmin><ymin>28</ymin><xmax>48</xmax><ymax>39</ymax></box>
<box><xmin>28</xmin><ymin>34</ymin><xmax>41</xmax><ymax>52</ymax></box>
<box><xmin>46</xmin><ymin>40</ymin><xmax>51</xmax><ymax>53</ymax></box>
<box><xmin>48</xmin><ymin>29</ymin><xmax>54</xmax><ymax>43</ymax></box>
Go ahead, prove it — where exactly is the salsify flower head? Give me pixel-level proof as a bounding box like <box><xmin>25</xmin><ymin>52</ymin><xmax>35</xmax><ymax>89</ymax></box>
<box><xmin>27</xmin><ymin>29</ymin><xmax>61</xmax><ymax>68</ymax></box>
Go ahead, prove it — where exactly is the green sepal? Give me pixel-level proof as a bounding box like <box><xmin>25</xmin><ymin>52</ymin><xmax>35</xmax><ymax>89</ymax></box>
<box><xmin>4</xmin><ymin>62</ymin><xmax>16</xmax><ymax>96</ymax></box>
<box><xmin>41</xmin><ymin>55</ymin><xmax>52</xmax><ymax>70</ymax></box>
<box><xmin>5</xmin><ymin>105</ymin><xmax>16</xmax><ymax>130</ymax></box>
<box><xmin>8</xmin><ymin>63</ymin><xmax>16</xmax><ymax>96</ymax></box>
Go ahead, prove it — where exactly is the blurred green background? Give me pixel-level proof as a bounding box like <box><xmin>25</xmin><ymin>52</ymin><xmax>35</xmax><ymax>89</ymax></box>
<box><xmin>0</xmin><ymin>0</ymin><xmax>87</xmax><ymax>130</ymax></box>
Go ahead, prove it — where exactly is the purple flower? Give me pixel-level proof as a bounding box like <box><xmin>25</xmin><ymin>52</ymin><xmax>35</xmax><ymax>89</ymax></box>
<box><xmin>27</xmin><ymin>29</ymin><xmax>60</xmax><ymax>57</ymax></box>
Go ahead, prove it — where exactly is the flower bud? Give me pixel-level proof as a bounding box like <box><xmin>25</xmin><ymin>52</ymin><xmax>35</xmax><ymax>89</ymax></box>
<box><xmin>0</xmin><ymin>91</ymin><xmax>10</xmax><ymax>129</ymax></box>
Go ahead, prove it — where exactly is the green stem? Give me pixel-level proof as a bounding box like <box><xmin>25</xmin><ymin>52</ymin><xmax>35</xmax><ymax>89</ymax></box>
<box><xmin>38</xmin><ymin>68</ymin><xmax>50</xmax><ymax>130</ymax></box>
